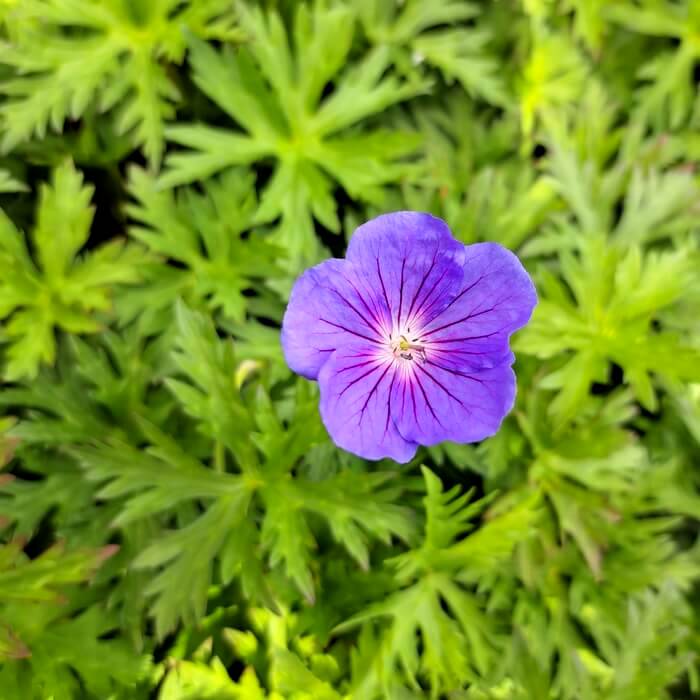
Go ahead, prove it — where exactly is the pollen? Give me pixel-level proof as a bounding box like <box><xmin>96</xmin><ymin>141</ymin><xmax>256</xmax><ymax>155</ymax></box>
<box><xmin>391</xmin><ymin>335</ymin><xmax>426</xmax><ymax>362</ymax></box>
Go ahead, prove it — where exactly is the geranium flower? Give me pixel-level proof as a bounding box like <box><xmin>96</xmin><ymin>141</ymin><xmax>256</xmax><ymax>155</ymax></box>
<box><xmin>282</xmin><ymin>212</ymin><xmax>537</xmax><ymax>462</ymax></box>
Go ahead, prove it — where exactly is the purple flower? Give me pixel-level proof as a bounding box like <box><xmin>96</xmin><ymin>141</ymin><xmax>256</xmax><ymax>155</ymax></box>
<box><xmin>281</xmin><ymin>212</ymin><xmax>537</xmax><ymax>463</ymax></box>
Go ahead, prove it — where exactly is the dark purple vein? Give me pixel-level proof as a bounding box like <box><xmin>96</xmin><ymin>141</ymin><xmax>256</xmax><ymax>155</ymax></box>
<box><xmin>425</xmin><ymin>359</ymin><xmax>487</xmax><ymax>386</ymax></box>
<box><xmin>360</xmin><ymin>269</ymin><xmax>391</xmax><ymax>324</ymax></box>
<box><xmin>375</xmin><ymin>257</ymin><xmax>392</xmax><ymax>322</ymax></box>
<box><xmin>421</xmin><ymin>304</ymin><xmax>499</xmax><ymax>339</ymax></box>
<box><xmin>408</xmin><ymin>380</ymin><xmax>420</xmax><ymax>427</ymax></box>
<box><xmin>330</xmin><ymin>288</ymin><xmax>383</xmax><ymax>337</ymax></box>
<box><xmin>404</xmin><ymin>252</ymin><xmax>437</xmax><ymax>325</ymax></box>
<box><xmin>397</xmin><ymin>257</ymin><xmax>406</xmax><ymax>327</ymax></box>
<box><xmin>344</xmin><ymin>276</ymin><xmax>385</xmax><ymax>330</ymax></box>
<box><xmin>336</xmin><ymin>358</ymin><xmax>381</xmax><ymax>375</ymax></box>
<box><xmin>320</xmin><ymin>318</ymin><xmax>382</xmax><ymax>345</ymax></box>
<box><xmin>422</xmin><ymin>253</ymin><xmax>506</xmax><ymax>325</ymax></box>
<box><xmin>429</xmin><ymin>347</ymin><xmax>497</xmax><ymax>357</ymax></box>
<box><xmin>409</xmin><ymin>266</ymin><xmax>451</xmax><ymax>328</ymax></box>
<box><xmin>423</xmin><ymin>289</ymin><xmax>517</xmax><ymax>338</ymax></box>
<box><xmin>414</xmin><ymin>362</ymin><xmax>467</xmax><ymax>410</ymax></box>
<box><xmin>412</xmin><ymin>371</ymin><xmax>444</xmax><ymax>427</ymax></box>
<box><xmin>416</xmin><ymin>274</ymin><xmax>485</xmax><ymax>334</ymax></box>
<box><xmin>359</xmin><ymin>363</ymin><xmax>393</xmax><ymax>422</ymax></box>
<box><xmin>425</xmin><ymin>331</ymin><xmax>501</xmax><ymax>345</ymax></box>
<box><xmin>383</xmin><ymin>369</ymin><xmax>398</xmax><ymax>437</ymax></box>
<box><xmin>339</xmin><ymin>363</ymin><xmax>384</xmax><ymax>398</ymax></box>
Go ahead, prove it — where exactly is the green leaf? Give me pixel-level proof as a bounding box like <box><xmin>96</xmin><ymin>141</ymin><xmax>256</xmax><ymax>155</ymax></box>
<box><xmin>413</xmin><ymin>29</ymin><xmax>508</xmax><ymax>106</ymax></box>
<box><xmin>134</xmin><ymin>493</ymin><xmax>250</xmax><ymax>639</ymax></box>
<box><xmin>73</xmin><ymin>423</ymin><xmax>248</xmax><ymax>528</ymax></box>
<box><xmin>0</xmin><ymin>604</ymin><xmax>150</xmax><ymax>699</ymax></box>
<box><xmin>125</xmin><ymin>167</ymin><xmax>281</xmax><ymax>328</ymax></box>
<box><xmin>0</xmin><ymin>0</ymin><xmax>239</xmax><ymax>164</ymax></box>
<box><xmin>518</xmin><ymin>234</ymin><xmax>700</xmax><ymax>423</ymax></box>
<box><xmin>0</xmin><ymin>160</ymin><xmax>143</xmax><ymax>380</ymax></box>
<box><xmin>0</xmin><ymin>540</ymin><xmax>117</xmax><ymax>605</ymax></box>
<box><xmin>519</xmin><ymin>32</ymin><xmax>589</xmax><ymax>144</ymax></box>
<box><xmin>606</xmin><ymin>0</ymin><xmax>699</xmax><ymax>129</ymax></box>
<box><xmin>358</xmin><ymin>0</ymin><xmax>506</xmax><ymax>105</ymax></box>
<box><xmin>272</xmin><ymin>649</ymin><xmax>341</xmax><ymax>700</ymax></box>
<box><xmin>0</xmin><ymin>169</ymin><xmax>26</xmax><ymax>193</ymax></box>
<box><xmin>159</xmin><ymin>657</ymin><xmax>254</xmax><ymax>700</ymax></box>
<box><xmin>166</xmin><ymin>302</ymin><xmax>258</xmax><ymax>470</ymax></box>
<box><xmin>337</xmin><ymin>469</ymin><xmax>539</xmax><ymax>694</ymax></box>
<box><xmin>161</xmin><ymin>4</ymin><xmax>424</xmax><ymax>269</ymax></box>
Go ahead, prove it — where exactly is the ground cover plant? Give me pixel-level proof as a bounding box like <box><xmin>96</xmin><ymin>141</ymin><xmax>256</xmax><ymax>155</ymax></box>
<box><xmin>0</xmin><ymin>0</ymin><xmax>699</xmax><ymax>698</ymax></box>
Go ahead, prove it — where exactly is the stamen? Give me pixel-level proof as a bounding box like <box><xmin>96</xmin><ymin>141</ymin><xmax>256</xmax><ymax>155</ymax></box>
<box><xmin>392</xmin><ymin>334</ymin><xmax>427</xmax><ymax>362</ymax></box>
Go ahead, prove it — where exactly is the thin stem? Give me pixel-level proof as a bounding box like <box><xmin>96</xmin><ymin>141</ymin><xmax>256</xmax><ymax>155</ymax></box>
<box><xmin>214</xmin><ymin>440</ymin><xmax>225</xmax><ymax>473</ymax></box>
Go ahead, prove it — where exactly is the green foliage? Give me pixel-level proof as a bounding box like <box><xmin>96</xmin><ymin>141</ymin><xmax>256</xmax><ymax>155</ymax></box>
<box><xmin>0</xmin><ymin>0</ymin><xmax>239</xmax><ymax>164</ymax></box>
<box><xmin>1</xmin><ymin>1</ymin><xmax>699</xmax><ymax>698</ymax></box>
<box><xmin>123</xmin><ymin>167</ymin><xmax>282</xmax><ymax>331</ymax></box>
<box><xmin>357</xmin><ymin>0</ymin><xmax>508</xmax><ymax>106</ymax></box>
<box><xmin>337</xmin><ymin>468</ymin><xmax>540</xmax><ymax>696</ymax></box>
<box><xmin>0</xmin><ymin>541</ymin><xmax>149</xmax><ymax>699</ymax></box>
<box><xmin>160</xmin><ymin>2</ymin><xmax>424</xmax><ymax>268</ymax></box>
<box><xmin>519</xmin><ymin>236</ymin><xmax>700</xmax><ymax>423</ymax></box>
<box><xmin>0</xmin><ymin>160</ymin><xmax>141</xmax><ymax>380</ymax></box>
<box><xmin>70</xmin><ymin>304</ymin><xmax>414</xmax><ymax>638</ymax></box>
<box><xmin>0</xmin><ymin>168</ymin><xmax>26</xmax><ymax>193</ymax></box>
<box><xmin>606</xmin><ymin>0</ymin><xmax>700</xmax><ymax>128</ymax></box>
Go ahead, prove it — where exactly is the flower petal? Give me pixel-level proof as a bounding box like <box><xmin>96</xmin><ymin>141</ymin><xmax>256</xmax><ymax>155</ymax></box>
<box><xmin>392</xmin><ymin>361</ymin><xmax>516</xmax><ymax>446</ymax></box>
<box><xmin>346</xmin><ymin>212</ymin><xmax>466</xmax><ymax>330</ymax></box>
<box><xmin>318</xmin><ymin>345</ymin><xmax>417</xmax><ymax>462</ymax></box>
<box><xmin>419</xmin><ymin>242</ymin><xmax>537</xmax><ymax>361</ymax></box>
<box><xmin>281</xmin><ymin>259</ymin><xmax>390</xmax><ymax>380</ymax></box>
<box><xmin>282</xmin><ymin>217</ymin><xmax>536</xmax><ymax>460</ymax></box>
